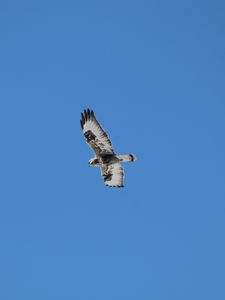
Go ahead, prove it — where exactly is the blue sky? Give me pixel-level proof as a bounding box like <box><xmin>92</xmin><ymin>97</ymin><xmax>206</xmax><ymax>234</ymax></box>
<box><xmin>0</xmin><ymin>1</ymin><xmax>225</xmax><ymax>299</ymax></box>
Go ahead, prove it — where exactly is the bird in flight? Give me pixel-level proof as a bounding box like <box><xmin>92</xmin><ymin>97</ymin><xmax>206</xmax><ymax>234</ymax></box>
<box><xmin>80</xmin><ymin>109</ymin><xmax>137</xmax><ymax>188</ymax></box>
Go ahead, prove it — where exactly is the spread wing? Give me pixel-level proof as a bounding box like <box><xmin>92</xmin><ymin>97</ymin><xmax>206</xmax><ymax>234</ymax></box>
<box><xmin>80</xmin><ymin>109</ymin><xmax>115</xmax><ymax>156</ymax></box>
<box><xmin>101</xmin><ymin>163</ymin><xmax>124</xmax><ymax>188</ymax></box>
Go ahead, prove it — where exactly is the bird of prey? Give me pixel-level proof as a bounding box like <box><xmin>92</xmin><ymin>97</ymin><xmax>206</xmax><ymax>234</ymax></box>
<box><xmin>80</xmin><ymin>109</ymin><xmax>136</xmax><ymax>188</ymax></box>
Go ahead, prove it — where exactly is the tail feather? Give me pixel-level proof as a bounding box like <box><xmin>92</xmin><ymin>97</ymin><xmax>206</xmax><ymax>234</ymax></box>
<box><xmin>117</xmin><ymin>154</ymin><xmax>137</xmax><ymax>163</ymax></box>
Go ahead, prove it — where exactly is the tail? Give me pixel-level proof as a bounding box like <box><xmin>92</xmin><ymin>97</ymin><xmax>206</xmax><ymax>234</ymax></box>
<box><xmin>117</xmin><ymin>154</ymin><xmax>137</xmax><ymax>163</ymax></box>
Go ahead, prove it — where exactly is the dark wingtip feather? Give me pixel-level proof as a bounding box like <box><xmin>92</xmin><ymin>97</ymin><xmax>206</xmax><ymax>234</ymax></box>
<box><xmin>87</xmin><ymin>108</ymin><xmax>92</xmax><ymax>120</ymax></box>
<box><xmin>90</xmin><ymin>110</ymin><xmax>94</xmax><ymax>119</ymax></box>
<box><xmin>84</xmin><ymin>109</ymin><xmax>88</xmax><ymax>121</ymax></box>
<box><xmin>129</xmin><ymin>154</ymin><xmax>137</xmax><ymax>162</ymax></box>
<box><xmin>80</xmin><ymin>109</ymin><xmax>95</xmax><ymax>127</ymax></box>
<box><xmin>83</xmin><ymin>108</ymin><xmax>94</xmax><ymax>121</ymax></box>
<box><xmin>106</xmin><ymin>184</ymin><xmax>124</xmax><ymax>188</ymax></box>
<box><xmin>80</xmin><ymin>112</ymin><xmax>85</xmax><ymax>128</ymax></box>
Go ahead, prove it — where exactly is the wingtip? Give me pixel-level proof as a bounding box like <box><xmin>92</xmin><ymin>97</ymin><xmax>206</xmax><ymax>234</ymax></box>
<box><xmin>106</xmin><ymin>184</ymin><xmax>124</xmax><ymax>188</ymax></box>
<box><xmin>81</xmin><ymin>108</ymin><xmax>94</xmax><ymax>121</ymax></box>
<box><xmin>84</xmin><ymin>109</ymin><xmax>88</xmax><ymax>120</ymax></box>
<box><xmin>80</xmin><ymin>112</ymin><xmax>85</xmax><ymax>128</ymax></box>
<box><xmin>129</xmin><ymin>154</ymin><xmax>137</xmax><ymax>162</ymax></box>
<box><xmin>87</xmin><ymin>108</ymin><xmax>91</xmax><ymax>119</ymax></box>
<box><xmin>80</xmin><ymin>108</ymin><xmax>96</xmax><ymax>130</ymax></box>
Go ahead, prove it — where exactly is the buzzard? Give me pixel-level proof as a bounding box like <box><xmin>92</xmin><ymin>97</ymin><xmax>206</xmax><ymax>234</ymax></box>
<box><xmin>80</xmin><ymin>109</ymin><xmax>136</xmax><ymax>188</ymax></box>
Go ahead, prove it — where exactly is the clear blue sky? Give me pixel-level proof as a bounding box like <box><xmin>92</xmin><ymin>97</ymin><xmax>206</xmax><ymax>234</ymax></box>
<box><xmin>0</xmin><ymin>1</ymin><xmax>225</xmax><ymax>299</ymax></box>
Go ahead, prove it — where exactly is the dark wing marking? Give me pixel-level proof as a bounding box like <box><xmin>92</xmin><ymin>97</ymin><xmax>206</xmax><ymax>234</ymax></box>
<box><xmin>100</xmin><ymin>163</ymin><xmax>124</xmax><ymax>188</ymax></box>
<box><xmin>80</xmin><ymin>109</ymin><xmax>115</xmax><ymax>156</ymax></box>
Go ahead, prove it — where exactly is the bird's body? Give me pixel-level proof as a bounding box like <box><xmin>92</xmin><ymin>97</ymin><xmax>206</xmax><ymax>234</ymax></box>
<box><xmin>80</xmin><ymin>109</ymin><xmax>136</xmax><ymax>188</ymax></box>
